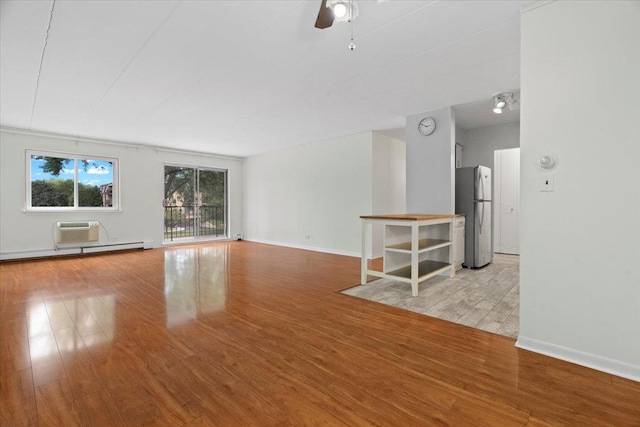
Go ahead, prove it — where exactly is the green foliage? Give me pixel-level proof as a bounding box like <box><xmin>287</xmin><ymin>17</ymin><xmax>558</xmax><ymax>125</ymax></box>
<box><xmin>78</xmin><ymin>183</ymin><xmax>103</xmax><ymax>207</ymax></box>
<box><xmin>31</xmin><ymin>179</ymin><xmax>74</xmax><ymax>207</ymax></box>
<box><xmin>164</xmin><ymin>167</ymin><xmax>225</xmax><ymax>206</ymax></box>
<box><xmin>33</xmin><ymin>156</ymin><xmax>69</xmax><ymax>176</ymax></box>
<box><xmin>164</xmin><ymin>166</ymin><xmax>194</xmax><ymax>205</ymax></box>
<box><xmin>164</xmin><ymin>207</ymin><xmax>187</xmax><ymax>228</ymax></box>
<box><xmin>199</xmin><ymin>170</ymin><xmax>226</xmax><ymax>206</ymax></box>
<box><xmin>32</xmin><ymin>156</ymin><xmax>92</xmax><ymax>176</ymax></box>
<box><xmin>31</xmin><ymin>180</ymin><xmax>103</xmax><ymax>207</ymax></box>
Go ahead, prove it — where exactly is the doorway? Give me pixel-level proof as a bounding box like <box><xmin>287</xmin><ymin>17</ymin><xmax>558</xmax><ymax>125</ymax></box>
<box><xmin>163</xmin><ymin>165</ymin><xmax>228</xmax><ymax>242</ymax></box>
<box><xmin>493</xmin><ymin>148</ymin><xmax>520</xmax><ymax>254</ymax></box>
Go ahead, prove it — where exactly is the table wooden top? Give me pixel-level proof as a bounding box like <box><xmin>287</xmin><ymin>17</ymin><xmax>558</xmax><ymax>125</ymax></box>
<box><xmin>360</xmin><ymin>213</ymin><xmax>460</xmax><ymax>221</ymax></box>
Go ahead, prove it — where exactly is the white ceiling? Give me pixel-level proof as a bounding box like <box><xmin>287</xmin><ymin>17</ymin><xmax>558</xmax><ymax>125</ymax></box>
<box><xmin>0</xmin><ymin>0</ymin><xmax>528</xmax><ymax>158</ymax></box>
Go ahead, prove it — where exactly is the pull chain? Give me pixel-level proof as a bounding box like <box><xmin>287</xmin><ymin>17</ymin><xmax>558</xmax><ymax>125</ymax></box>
<box><xmin>348</xmin><ymin>0</ymin><xmax>355</xmax><ymax>50</ymax></box>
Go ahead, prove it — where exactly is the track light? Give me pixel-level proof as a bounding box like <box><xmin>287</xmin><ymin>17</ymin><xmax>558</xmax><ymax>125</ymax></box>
<box><xmin>493</xmin><ymin>94</ymin><xmax>506</xmax><ymax>114</ymax></box>
<box><xmin>492</xmin><ymin>92</ymin><xmax>517</xmax><ymax>115</ymax></box>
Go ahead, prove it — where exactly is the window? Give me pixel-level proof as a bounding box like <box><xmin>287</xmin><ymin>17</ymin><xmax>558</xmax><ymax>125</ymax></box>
<box><xmin>27</xmin><ymin>150</ymin><xmax>118</xmax><ymax>210</ymax></box>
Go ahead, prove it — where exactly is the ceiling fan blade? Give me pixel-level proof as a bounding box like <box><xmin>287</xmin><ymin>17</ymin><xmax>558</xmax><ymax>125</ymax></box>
<box><xmin>314</xmin><ymin>0</ymin><xmax>334</xmax><ymax>29</ymax></box>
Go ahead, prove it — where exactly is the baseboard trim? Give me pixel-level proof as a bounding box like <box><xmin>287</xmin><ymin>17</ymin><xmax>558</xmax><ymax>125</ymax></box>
<box><xmin>1</xmin><ymin>248</ymin><xmax>78</xmax><ymax>261</ymax></box>
<box><xmin>1</xmin><ymin>242</ymin><xmax>145</xmax><ymax>261</ymax></box>
<box><xmin>516</xmin><ymin>336</ymin><xmax>640</xmax><ymax>382</ymax></box>
<box><xmin>244</xmin><ymin>238</ymin><xmax>360</xmax><ymax>258</ymax></box>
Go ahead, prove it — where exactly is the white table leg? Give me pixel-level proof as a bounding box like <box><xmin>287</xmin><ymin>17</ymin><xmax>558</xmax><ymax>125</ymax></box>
<box><xmin>411</xmin><ymin>223</ymin><xmax>419</xmax><ymax>296</ymax></box>
<box><xmin>449</xmin><ymin>218</ymin><xmax>455</xmax><ymax>278</ymax></box>
<box><xmin>361</xmin><ymin>220</ymin><xmax>368</xmax><ymax>285</ymax></box>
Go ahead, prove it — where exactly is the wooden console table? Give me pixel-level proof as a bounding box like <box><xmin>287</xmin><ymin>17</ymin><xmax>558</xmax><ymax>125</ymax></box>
<box><xmin>360</xmin><ymin>214</ymin><xmax>457</xmax><ymax>297</ymax></box>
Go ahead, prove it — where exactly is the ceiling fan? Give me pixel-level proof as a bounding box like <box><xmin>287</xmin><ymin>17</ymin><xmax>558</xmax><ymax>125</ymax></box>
<box><xmin>314</xmin><ymin>0</ymin><xmax>360</xmax><ymax>30</ymax></box>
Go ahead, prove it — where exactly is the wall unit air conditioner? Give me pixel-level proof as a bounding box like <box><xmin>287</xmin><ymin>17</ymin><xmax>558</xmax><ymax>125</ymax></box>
<box><xmin>55</xmin><ymin>221</ymin><xmax>100</xmax><ymax>244</ymax></box>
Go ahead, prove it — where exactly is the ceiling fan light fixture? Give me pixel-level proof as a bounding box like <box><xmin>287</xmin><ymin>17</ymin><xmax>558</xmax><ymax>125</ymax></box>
<box><xmin>495</xmin><ymin>100</ymin><xmax>506</xmax><ymax>109</ymax></box>
<box><xmin>327</xmin><ymin>0</ymin><xmax>358</xmax><ymax>22</ymax></box>
<box><xmin>493</xmin><ymin>107</ymin><xmax>503</xmax><ymax>114</ymax></box>
<box><xmin>333</xmin><ymin>2</ymin><xmax>347</xmax><ymax>18</ymax></box>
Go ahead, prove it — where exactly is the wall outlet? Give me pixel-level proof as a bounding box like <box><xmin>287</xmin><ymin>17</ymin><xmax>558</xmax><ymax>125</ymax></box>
<box><xmin>305</xmin><ymin>234</ymin><xmax>311</xmax><ymax>240</ymax></box>
<box><xmin>540</xmin><ymin>174</ymin><xmax>555</xmax><ymax>192</ymax></box>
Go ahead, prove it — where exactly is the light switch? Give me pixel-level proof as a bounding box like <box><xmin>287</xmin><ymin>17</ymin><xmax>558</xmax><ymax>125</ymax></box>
<box><xmin>540</xmin><ymin>174</ymin><xmax>555</xmax><ymax>192</ymax></box>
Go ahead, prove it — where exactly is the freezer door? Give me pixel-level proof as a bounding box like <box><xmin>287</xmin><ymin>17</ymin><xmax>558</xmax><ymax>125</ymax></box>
<box><xmin>475</xmin><ymin>166</ymin><xmax>492</xmax><ymax>201</ymax></box>
<box><xmin>474</xmin><ymin>201</ymin><xmax>493</xmax><ymax>267</ymax></box>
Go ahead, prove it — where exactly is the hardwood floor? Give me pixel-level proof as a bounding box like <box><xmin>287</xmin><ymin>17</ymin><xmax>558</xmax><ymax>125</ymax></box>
<box><xmin>1</xmin><ymin>242</ymin><xmax>638</xmax><ymax>426</ymax></box>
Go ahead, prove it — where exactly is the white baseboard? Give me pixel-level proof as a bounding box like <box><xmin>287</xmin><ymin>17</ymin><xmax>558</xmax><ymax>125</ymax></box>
<box><xmin>244</xmin><ymin>238</ymin><xmax>360</xmax><ymax>258</ymax></box>
<box><xmin>1</xmin><ymin>248</ymin><xmax>78</xmax><ymax>260</ymax></box>
<box><xmin>516</xmin><ymin>336</ymin><xmax>640</xmax><ymax>382</ymax></box>
<box><xmin>1</xmin><ymin>242</ymin><xmax>145</xmax><ymax>261</ymax></box>
<box><xmin>80</xmin><ymin>242</ymin><xmax>145</xmax><ymax>254</ymax></box>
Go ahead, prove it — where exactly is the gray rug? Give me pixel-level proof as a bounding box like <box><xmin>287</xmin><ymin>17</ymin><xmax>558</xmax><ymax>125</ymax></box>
<box><xmin>342</xmin><ymin>254</ymin><xmax>520</xmax><ymax>338</ymax></box>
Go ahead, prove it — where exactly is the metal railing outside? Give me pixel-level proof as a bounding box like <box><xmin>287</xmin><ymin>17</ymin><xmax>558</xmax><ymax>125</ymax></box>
<box><xmin>164</xmin><ymin>205</ymin><xmax>226</xmax><ymax>241</ymax></box>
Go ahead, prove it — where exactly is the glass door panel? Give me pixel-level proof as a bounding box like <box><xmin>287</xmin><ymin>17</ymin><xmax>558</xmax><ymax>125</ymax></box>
<box><xmin>164</xmin><ymin>165</ymin><xmax>227</xmax><ymax>242</ymax></box>
<box><xmin>197</xmin><ymin>169</ymin><xmax>227</xmax><ymax>238</ymax></box>
<box><xmin>164</xmin><ymin>166</ymin><xmax>196</xmax><ymax>240</ymax></box>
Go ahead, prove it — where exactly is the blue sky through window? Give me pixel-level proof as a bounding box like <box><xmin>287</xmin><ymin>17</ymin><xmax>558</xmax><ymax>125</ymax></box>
<box><xmin>30</xmin><ymin>156</ymin><xmax>113</xmax><ymax>187</ymax></box>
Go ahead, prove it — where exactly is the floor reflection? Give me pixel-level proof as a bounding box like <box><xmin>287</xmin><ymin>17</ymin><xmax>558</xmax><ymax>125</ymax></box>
<box><xmin>164</xmin><ymin>245</ymin><xmax>228</xmax><ymax>327</ymax></box>
<box><xmin>27</xmin><ymin>293</ymin><xmax>115</xmax><ymax>361</ymax></box>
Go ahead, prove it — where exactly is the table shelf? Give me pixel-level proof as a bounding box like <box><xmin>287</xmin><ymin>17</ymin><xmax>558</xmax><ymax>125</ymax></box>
<box><xmin>385</xmin><ymin>238</ymin><xmax>451</xmax><ymax>253</ymax></box>
<box><xmin>387</xmin><ymin>260</ymin><xmax>452</xmax><ymax>281</ymax></box>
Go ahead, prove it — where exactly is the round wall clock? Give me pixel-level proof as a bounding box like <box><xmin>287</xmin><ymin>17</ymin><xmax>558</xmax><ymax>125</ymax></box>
<box><xmin>418</xmin><ymin>117</ymin><xmax>436</xmax><ymax>136</ymax></box>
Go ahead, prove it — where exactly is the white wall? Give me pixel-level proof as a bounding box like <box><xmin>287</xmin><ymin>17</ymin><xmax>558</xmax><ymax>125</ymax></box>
<box><xmin>372</xmin><ymin>132</ymin><xmax>406</xmax><ymax>216</ymax></box>
<box><xmin>243</xmin><ymin>132</ymin><xmax>374</xmax><ymax>257</ymax></box>
<box><xmin>372</xmin><ymin>132</ymin><xmax>406</xmax><ymax>256</ymax></box>
<box><xmin>406</xmin><ymin>107</ymin><xmax>455</xmax><ymax>214</ymax></box>
<box><xmin>455</xmin><ymin>126</ymin><xmax>467</xmax><ymax>146</ymax></box>
<box><xmin>518</xmin><ymin>0</ymin><xmax>640</xmax><ymax>380</ymax></box>
<box><xmin>0</xmin><ymin>129</ymin><xmax>243</xmax><ymax>257</ymax></box>
<box><xmin>461</xmin><ymin>122</ymin><xmax>520</xmax><ymax>170</ymax></box>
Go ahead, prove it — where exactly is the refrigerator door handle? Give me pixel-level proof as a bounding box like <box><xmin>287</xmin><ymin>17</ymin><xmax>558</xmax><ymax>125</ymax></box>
<box><xmin>478</xmin><ymin>202</ymin><xmax>484</xmax><ymax>234</ymax></box>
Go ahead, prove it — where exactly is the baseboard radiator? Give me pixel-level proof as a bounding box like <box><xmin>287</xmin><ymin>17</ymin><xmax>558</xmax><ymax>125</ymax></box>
<box><xmin>55</xmin><ymin>221</ymin><xmax>100</xmax><ymax>245</ymax></box>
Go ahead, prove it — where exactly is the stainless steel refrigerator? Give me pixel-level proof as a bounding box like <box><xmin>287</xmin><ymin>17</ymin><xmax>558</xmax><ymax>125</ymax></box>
<box><xmin>455</xmin><ymin>166</ymin><xmax>493</xmax><ymax>268</ymax></box>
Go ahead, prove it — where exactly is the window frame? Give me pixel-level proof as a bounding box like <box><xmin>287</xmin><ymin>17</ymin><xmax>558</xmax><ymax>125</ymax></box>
<box><xmin>26</xmin><ymin>149</ymin><xmax>120</xmax><ymax>212</ymax></box>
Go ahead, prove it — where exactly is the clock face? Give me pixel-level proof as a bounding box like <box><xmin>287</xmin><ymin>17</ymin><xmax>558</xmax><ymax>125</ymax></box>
<box><xmin>418</xmin><ymin>117</ymin><xmax>436</xmax><ymax>136</ymax></box>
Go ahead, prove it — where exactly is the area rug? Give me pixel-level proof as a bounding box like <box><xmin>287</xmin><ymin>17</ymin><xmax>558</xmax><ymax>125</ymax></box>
<box><xmin>342</xmin><ymin>254</ymin><xmax>520</xmax><ymax>338</ymax></box>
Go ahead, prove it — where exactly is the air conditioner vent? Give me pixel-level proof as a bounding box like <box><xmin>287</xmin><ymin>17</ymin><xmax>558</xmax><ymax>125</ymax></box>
<box><xmin>55</xmin><ymin>221</ymin><xmax>99</xmax><ymax>244</ymax></box>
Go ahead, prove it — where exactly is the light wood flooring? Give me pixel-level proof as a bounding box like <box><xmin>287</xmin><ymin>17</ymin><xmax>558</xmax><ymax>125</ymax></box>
<box><xmin>343</xmin><ymin>254</ymin><xmax>520</xmax><ymax>338</ymax></box>
<box><xmin>1</xmin><ymin>242</ymin><xmax>639</xmax><ymax>426</ymax></box>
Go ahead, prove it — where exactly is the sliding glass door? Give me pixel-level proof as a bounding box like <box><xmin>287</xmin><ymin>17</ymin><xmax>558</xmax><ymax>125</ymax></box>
<box><xmin>163</xmin><ymin>165</ymin><xmax>227</xmax><ymax>242</ymax></box>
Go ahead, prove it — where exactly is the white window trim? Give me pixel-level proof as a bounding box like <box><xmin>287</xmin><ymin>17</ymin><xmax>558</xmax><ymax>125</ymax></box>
<box><xmin>26</xmin><ymin>149</ymin><xmax>120</xmax><ymax>212</ymax></box>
